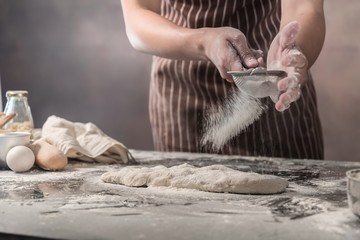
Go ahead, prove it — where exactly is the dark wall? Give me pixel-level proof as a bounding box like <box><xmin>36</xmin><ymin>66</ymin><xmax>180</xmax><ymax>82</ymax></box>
<box><xmin>311</xmin><ymin>1</ymin><xmax>360</xmax><ymax>162</ymax></box>
<box><xmin>0</xmin><ymin>0</ymin><xmax>154</xmax><ymax>150</ymax></box>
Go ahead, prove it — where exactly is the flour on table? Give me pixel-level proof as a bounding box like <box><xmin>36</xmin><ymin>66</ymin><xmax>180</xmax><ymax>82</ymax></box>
<box><xmin>101</xmin><ymin>163</ymin><xmax>289</xmax><ymax>194</ymax></box>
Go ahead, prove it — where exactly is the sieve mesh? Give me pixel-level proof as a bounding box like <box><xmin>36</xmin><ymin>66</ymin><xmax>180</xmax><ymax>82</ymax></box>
<box><xmin>228</xmin><ymin>67</ymin><xmax>287</xmax><ymax>103</ymax></box>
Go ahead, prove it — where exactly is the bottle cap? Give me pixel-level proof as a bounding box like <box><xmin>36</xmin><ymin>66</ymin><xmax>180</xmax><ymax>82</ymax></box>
<box><xmin>6</xmin><ymin>90</ymin><xmax>29</xmax><ymax>98</ymax></box>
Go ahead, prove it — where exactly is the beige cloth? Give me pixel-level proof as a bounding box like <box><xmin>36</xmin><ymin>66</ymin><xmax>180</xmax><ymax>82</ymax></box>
<box><xmin>40</xmin><ymin>115</ymin><xmax>133</xmax><ymax>163</ymax></box>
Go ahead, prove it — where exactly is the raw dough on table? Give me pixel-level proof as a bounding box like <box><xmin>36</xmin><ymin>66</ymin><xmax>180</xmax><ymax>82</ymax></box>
<box><xmin>101</xmin><ymin>163</ymin><xmax>289</xmax><ymax>194</ymax></box>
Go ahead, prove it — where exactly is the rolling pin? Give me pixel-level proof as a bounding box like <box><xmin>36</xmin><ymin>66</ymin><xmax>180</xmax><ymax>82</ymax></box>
<box><xmin>29</xmin><ymin>139</ymin><xmax>68</xmax><ymax>170</ymax></box>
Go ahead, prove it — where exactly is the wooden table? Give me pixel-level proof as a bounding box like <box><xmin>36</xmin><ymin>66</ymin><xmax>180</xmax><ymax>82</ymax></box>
<box><xmin>0</xmin><ymin>150</ymin><xmax>359</xmax><ymax>240</ymax></box>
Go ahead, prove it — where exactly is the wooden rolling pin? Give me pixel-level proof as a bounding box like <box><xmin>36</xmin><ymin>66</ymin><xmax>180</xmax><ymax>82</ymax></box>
<box><xmin>29</xmin><ymin>139</ymin><xmax>68</xmax><ymax>171</ymax></box>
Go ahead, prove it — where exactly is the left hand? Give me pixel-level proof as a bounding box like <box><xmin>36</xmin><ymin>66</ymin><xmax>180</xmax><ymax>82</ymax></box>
<box><xmin>267</xmin><ymin>21</ymin><xmax>308</xmax><ymax>112</ymax></box>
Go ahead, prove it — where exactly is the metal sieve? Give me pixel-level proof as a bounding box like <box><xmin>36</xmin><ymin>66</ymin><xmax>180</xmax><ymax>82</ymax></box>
<box><xmin>228</xmin><ymin>67</ymin><xmax>287</xmax><ymax>103</ymax></box>
<box><xmin>346</xmin><ymin>169</ymin><xmax>360</xmax><ymax>218</ymax></box>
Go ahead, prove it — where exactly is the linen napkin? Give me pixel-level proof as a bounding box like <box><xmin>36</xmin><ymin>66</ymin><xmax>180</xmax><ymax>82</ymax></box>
<box><xmin>40</xmin><ymin>115</ymin><xmax>134</xmax><ymax>163</ymax></box>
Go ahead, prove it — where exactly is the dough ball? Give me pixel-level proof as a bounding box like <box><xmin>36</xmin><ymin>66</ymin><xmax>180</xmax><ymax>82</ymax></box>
<box><xmin>6</xmin><ymin>146</ymin><xmax>35</xmax><ymax>173</ymax></box>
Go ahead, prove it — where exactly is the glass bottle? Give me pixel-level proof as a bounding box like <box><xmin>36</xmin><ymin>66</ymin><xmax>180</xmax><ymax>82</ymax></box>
<box><xmin>3</xmin><ymin>90</ymin><xmax>34</xmax><ymax>132</ymax></box>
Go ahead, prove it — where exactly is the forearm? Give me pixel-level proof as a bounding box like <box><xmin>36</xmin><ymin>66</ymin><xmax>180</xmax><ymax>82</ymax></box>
<box><xmin>121</xmin><ymin>0</ymin><xmax>207</xmax><ymax>60</ymax></box>
<box><xmin>121</xmin><ymin>0</ymin><xmax>263</xmax><ymax>80</ymax></box>
<box><xmin>281</xmin><ymin>0</ymin><xmax>325</xmax><ymax>67</ymax></box>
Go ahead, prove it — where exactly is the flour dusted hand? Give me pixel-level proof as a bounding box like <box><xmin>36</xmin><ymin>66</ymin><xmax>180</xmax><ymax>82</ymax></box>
<box><xmin>101</xmin><ymin>164</ymin><xmax>289</xmax><ymax>194</ymax></box>
<box><xmin>267</xmin><ymin>21</ymin><xmax>308</xmax><ymax>111</ymax></box>
<box><xmin>202</xmin><ymin>27</ymin><xmax>264</xmax><ymax>82</ymax></box>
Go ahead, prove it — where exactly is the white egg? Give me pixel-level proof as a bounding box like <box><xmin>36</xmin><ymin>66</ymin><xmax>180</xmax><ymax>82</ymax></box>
<box><xmin>6</xmin><ymin>146</ymin><xmax>35</xmax><ymax>173</ymax></box>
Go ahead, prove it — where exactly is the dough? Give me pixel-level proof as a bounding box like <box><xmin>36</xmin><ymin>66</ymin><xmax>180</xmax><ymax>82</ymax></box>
<box><xmin>101</xmin><ymin>164</ymin><xmax>289</xmax><ymax>194</ymax></box>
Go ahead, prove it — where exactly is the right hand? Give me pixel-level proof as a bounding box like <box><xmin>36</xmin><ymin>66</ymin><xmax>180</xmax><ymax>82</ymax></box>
<box><xmin>202</xmin><ymin>27</ymin><xmax>264</xmax><ymax>82</ymax></box>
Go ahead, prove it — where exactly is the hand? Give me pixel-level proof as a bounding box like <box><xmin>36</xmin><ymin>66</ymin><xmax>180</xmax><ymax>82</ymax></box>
<box><xmin>202</xmin><ymin>27</ymin><xmax>264</xmax><ymax>82</ymax></box>
<box><xmin>267</xmin><ymin>21</ymin><xmax>308</xmax><ymax>112</ymax></box>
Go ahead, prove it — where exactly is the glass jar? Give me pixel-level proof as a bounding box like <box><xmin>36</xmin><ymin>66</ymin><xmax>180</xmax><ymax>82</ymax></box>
<box><xmin>3</xmin><ymin>90</ymin><xmax>34</xmax><ymax>133</ymax></box>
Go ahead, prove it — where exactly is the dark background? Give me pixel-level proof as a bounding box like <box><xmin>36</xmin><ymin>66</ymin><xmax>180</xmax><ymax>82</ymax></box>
<box><xmin>0</xmin><ymin>0</ymin><xmax>153</xmax><ymax>150</ymax></box>
<box><xmin>0</xmin><ymin>0</ymin><xmax>359</xmax><ymax>161</ymax></box>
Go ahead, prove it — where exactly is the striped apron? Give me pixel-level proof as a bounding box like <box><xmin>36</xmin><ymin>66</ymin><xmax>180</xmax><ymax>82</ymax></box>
<box><xmin>149</xmin><ymin>0</ymin><xmax>324</xmax><ymax>159</ymax></box>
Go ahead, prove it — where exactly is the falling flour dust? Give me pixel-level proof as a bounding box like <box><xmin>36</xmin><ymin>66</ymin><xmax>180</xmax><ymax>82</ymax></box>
<box><xmin>201</xmin><ymin>89</ymin><xmax>267</xmax><ymax>152</ymax></box>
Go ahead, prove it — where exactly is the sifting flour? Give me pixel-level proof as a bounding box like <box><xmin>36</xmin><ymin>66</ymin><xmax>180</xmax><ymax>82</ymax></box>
<box><xmin>201</xmin><ymin>89</ymin><xmax>267</xmax><ymax>152</ymax></box>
